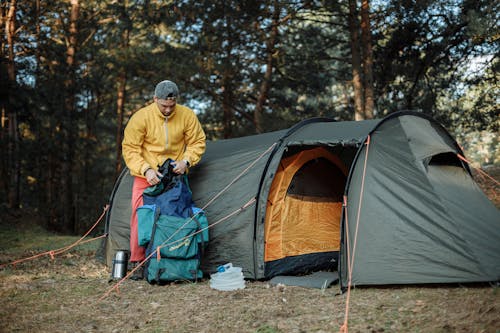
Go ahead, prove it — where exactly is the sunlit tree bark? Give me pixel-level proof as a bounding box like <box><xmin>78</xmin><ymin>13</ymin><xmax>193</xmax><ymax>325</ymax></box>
<box><xmin>254</xmin><ymin>1</ymin><xmax>280</xmax><ymax>133</ymax></box>
<box><xmin>115</xmin><ymin>1</ymin><xmax>130</xmax><ymax>177</ymax></box>
<box><xmin>59</xmin><ymin>0</ymin><xmax>80</xmax><ymax>232</ymax></box>
<box><xmin>1</xmin><ymin>0</ymin><xmax>21</xmax><ymax>209</ymax></box>
<box><xmin>360</xmin><ymin>0</ymin><xmax>374</xmax><ymax>118</ymax></box>
<box><xmin>348</xmin><ymin>0</ymin><xmax>364</xmax><ymax>120</ymax></box>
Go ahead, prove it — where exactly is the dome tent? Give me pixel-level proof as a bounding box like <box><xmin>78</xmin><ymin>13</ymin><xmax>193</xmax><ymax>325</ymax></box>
<box><xmin>100</xmin><ymin>112</ymin><xmax>500</xmax><ymax>287</ymax></box>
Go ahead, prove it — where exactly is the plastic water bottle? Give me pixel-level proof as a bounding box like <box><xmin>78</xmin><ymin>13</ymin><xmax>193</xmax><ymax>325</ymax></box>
<box><xmin>210</xmin><ymin>263</ymin><xmax>245</xmax><ymax>291</ymax></box>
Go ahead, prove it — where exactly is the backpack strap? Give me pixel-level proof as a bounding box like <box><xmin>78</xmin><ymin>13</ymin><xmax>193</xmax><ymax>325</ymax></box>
<box><xmin>190</xmin><ymin>207</ymin><xmax>206</xmax><ymax>256</ymax></box>
<box><xmin>144</xmin><ymin>207</ymin><xmax>161</xmax><ymax>264</ymax></box>
<box><xmin>182</xmin><ymin>174</ymin><xmax>192</xmax><ymax>194</ymax></box>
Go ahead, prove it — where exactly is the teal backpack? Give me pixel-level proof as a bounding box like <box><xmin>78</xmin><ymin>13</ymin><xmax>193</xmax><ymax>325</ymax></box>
<box><xmin>144</xmin><ymin>208</ymin><xmax>208</xmax><ymax>283</ymax></box>
<box><xmin>137</xmin><ymin>171</ymin><xmax>209</xmax><ymax>284</ymax></box>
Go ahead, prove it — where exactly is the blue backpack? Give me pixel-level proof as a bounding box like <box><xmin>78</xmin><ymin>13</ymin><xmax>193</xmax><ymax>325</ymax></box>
<box><xmin>138</xmin><ymin>173</ymin><xmax>209</xmax><ymax>284</ymax></box>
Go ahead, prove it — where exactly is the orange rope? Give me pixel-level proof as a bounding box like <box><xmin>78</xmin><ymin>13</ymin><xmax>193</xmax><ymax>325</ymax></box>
<box><xmin>340</xmin><ymin>195</ymin><xmax>350</xmax><ymax>333</ymax></box>
<box><xmin>157</xmin><ymin>197</ymin><xmax>256</xmax><ymax>253</ymax></box>
<box><xmin>139</xmin><ymin>142</ymin><xmax>278</xmax><ymax>266</ymax></box>
<box><xmin>99</xmin><ymin>197</ymin><xmax>257</xmax><ymax>301</ymax></box>
<box><xmin>98</xmin><ymin>144</ymin><xmax>275</xmax><ymax>301</ymax></box>
<box><xmin>52</xmin><ymin>205</ymin><xmax>109</xmax><ymax>255</ymax></box>
<box><xmin>0</xmin><ymin>205</ymin><xmax>109</xmax><ymax>269</ymax></box>
<box><xmin>200</xmin><ymin>142</ymin><xmax>276</xmax><ymax>211</ymax></box>
<box><xmin>457</xmin><ymin>154</ymin><xmax>500</xmax><ymax>187</ymax></box>
<box><xmin>138</xmin><ymin>142</ymin><xmax>278</xmax><ymax>266</ymax></box>
<box><xmin>340</xmin><ymin>135</ymin><xmax>371</xmax><ymax>333</ymax></box>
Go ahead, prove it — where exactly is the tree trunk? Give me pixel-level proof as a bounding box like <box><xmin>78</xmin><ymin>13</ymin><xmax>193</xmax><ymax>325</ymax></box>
<box><xmin>0</xmin><ymin>4</ymin><xmax>6</xmax><ymax>196</ymax></box>
<box><xmin>221</xmin><ymin>75</ymin><xmax>234</xmax><ymax>139</ymax></box>
<box><xmin>116</xmin><ymin>71</ymin><xmax>127</xmax><ymax>176</ymax></box>
<box><xmin>34</xmin><ymin>0</ymin><xmax>45</xmax><ymax>211</ymax></box>
<box><xmin>254</xmin><ymin>1</ymin><xmax>280</xmax><ymax>134</ymax></box>
<box><xmin>221</xmin><ymin>9</ymin><xmax>234</xmax><ymax>139</ymax></box>
<box><xmin>348</xmin><ymin>0</ymin><xmax>364</xmax><ymax>121</ymax></box>
<box><xmin>60</xmin><ymin>0</ymin><xmax>79</xmax><ymax>233</ymax></box>
<box><xmin>115</xmin><ymin>1</ymin><xmax>130</xmax><ymax>178</ymax></box>
<box><xmin>360</xmin><ymin>0</ymin><xmax>374</xmax><ymax>119</ymax></box>
<box><xmin>4</xmin><ymin>0</ymin><xmax>20</xmax><ymax>209</ymax></box>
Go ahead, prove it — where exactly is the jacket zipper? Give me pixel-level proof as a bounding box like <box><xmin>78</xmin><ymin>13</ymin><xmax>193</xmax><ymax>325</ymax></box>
<box><xmin>164</xmin><ymin>117</ymin><xmax>168</xmax><ymax>148</ymax></box>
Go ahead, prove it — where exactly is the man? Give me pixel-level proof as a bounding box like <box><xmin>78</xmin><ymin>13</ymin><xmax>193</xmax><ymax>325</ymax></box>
<box><xmin>122</xmin><ymin>80</ymin><xmax>206</xmax><ymax>274</ymax></box>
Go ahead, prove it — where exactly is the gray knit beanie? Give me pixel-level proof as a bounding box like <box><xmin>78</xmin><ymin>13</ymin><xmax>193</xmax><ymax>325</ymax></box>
<box><xmin>154</xmin><ymin>80</ymin><xmax>179</xmax><ymax>99</ymax></box>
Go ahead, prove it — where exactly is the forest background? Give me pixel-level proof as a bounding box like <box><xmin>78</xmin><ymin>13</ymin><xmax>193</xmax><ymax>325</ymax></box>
<box><xmin>0</xmin><ymin>0</ymin><xmax>498</xmax><ymax>235</ymax></box>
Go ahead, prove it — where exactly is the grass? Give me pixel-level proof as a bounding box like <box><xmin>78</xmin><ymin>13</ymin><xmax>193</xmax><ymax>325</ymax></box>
<box><xmin>0</xmin><ymin>167</ymin><xmax>499</xmax><ymax>332</ymax></box>
<box><xmin>1</xmin><ymin>221</ymin><xmax>499</xmax><ymax>332</ymax></box>
<box><xmin>0</xmin><ymin>214</ymin><xmax>99</xmax><ymax>256</ymax></box>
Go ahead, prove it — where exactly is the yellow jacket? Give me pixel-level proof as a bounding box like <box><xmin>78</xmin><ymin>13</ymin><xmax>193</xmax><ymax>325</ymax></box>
<box><xmin>122</xmin><ymin>102</ymin><xmax>206</xmax><ymax>177</ymax></box>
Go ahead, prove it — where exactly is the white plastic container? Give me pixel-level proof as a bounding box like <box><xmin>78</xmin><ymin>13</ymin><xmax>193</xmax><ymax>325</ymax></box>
<box><xmin>209</xmin><ymin>263</ymin><xmax>245</xmax><ymax>291</ymax></box>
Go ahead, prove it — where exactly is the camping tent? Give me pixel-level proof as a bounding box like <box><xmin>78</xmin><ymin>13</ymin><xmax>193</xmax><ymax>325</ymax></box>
<box><xmin>101</xmin><ymin>112</ymin><xmax>500</xmax><ymax>288</ymax></box>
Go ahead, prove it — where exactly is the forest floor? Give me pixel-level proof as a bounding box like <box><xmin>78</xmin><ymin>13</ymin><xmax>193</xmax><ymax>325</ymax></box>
<box><xmin>0</xmin><ymin>167</ymin><xmax>499</xmax><ymax>333</ymax></box>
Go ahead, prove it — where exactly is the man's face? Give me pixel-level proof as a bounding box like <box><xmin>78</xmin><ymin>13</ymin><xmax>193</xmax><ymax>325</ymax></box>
<box><xmin>155</xmin><ymin>97</ymin><xmax>176</xmax><ymax>117</ymax></box>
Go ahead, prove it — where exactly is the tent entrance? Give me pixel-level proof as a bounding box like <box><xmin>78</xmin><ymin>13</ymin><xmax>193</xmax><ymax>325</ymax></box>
<box><xmin>264</xmin><ymin>147</ymin><xmax>348</xmax><ymax>277</ymax></box>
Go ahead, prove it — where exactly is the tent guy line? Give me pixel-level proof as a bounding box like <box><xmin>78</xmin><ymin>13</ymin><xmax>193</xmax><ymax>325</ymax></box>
<box><xmin>112</xmin><ymin>142</ymin><xmax>277</xmax><ymax>289</ymax></box>
<box><xmin>340</xmin><ymin>135</ymin><xmax>371</xmax><ymax>333</ymax></box>
<box><xmin>198</xmin><ymin>142</ymin><xmax>277</xmax><ymax>211</ymax></box>
<box><xmin>457</xmin><ymin>154</ymin><xmax>500</xmax><ymax>187</ymax></box>
<box><xmin>140</xmin><ymin>142</ymin><xmax>277</xmax><ymax>266</ymax></box>
<box><xmin>100</xmin><ymin>141</ymin><xmax>274</xmax><ymax>300</ymax></box>
<box><xmin>99</xmin><ymin>197</ymin><xmax>257</xmax><ymax>301</ymax></box>
<box><xmin>0</xmin><ymin>205</ymin><xmax>109</xmax><ymax>269</ymax></box>
<box><xmin>2</xmin><ymin>141</ymin><xmax>276</xmax><ymax>283</ymax></box>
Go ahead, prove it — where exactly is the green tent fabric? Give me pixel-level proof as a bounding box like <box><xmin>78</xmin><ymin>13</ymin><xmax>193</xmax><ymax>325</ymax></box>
<box><xmin>100</xmin><ymin>112</ymin><xmax>500</xmax><ymax>287</ymax></box>
<box><xmin>339</xmin><ymin>114</ymin><xmax>499</xmax><ymax>287</ymax></box>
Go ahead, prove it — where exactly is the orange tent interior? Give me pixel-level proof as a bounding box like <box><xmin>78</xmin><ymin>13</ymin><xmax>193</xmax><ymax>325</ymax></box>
<box><xmin>264</xmin><ymin>147</ymin><xmax>348</xmax><ymax>264</ymax></box>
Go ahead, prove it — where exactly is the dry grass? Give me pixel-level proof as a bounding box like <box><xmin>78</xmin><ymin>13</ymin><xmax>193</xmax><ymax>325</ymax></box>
<box><xmin>1</xmin><ymin>254</ymin><xmax>498</xmax><ymax>333</ymax></box>
<box><xmin>0</xmin><ymin>166</ymin><xmax>499</xmax><ymax>333</ymax></box>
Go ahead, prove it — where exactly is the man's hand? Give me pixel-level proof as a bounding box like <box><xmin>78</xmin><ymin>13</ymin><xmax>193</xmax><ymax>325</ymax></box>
<box><xmin>172</xmin><ymin>160</ymin><xmax>189</xmax><ymax>175</ymax></box>
<box><xmin>145</xmin><ymin>168</ymin><xmax>163</xmax><ymax>185</ymax></box>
